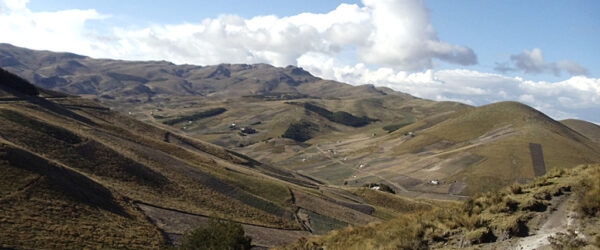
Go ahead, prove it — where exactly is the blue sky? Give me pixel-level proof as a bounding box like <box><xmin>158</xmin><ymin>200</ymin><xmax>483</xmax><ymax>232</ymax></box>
<box><xmin>25</xmin><ymin>0</ymin><xmax>599</xmax><ymax>82</ymax></box>
<box><xmin>2</xmin><ymin>0</ymin><xmax>600</xmax><ymax>123</ymax></box>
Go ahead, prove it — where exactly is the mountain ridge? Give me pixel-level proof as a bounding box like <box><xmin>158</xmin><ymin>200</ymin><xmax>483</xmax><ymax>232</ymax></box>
<box><xmin>0</xmin><ymin>43</ymin><xmax>405</xmax><ymax>100</ymax></box>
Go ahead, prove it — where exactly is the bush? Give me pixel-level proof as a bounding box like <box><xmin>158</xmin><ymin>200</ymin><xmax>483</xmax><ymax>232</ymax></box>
<box><xmin>521</xmin><ymin>199</ymin><xmax>547</xmax><ymax>212</ymax></box>
<box><xmin>362</xmin><ymin>183</ymin><xmax>396</xmax><ymax>194</ymax></box>
<box><xmin>466</xmin><ymin>227</ymin><xmax>496</xmax><ymax>244</ymax></box>
<box><xmin>509</xmin><ymin>183</ymin><xmax>522</xmax><ymax>194</ymax></box>
<box><xmin>579</xmin><ymin>169</ymin><xmax>600</xmax><ymax>216</ymax></box>
<box><xmin>179</xmin><ymin>218</ymin><xmax>252</xmax><ymax>250</ymax></box>
<box><xmin>282</xmin><ymin>121</ymin><xmax>315</xmax><ymax>142</ymax></box>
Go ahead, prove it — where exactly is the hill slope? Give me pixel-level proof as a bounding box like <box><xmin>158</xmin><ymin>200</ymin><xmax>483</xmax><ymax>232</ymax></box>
<box><xmin>0</xmin><ymin>68</ymin><xmax>390</xmax><ymax>249</ymax></box>
<box><xmin>561</xmin><ymin>119</ymin><xmax>600</xmax><ymax>144</ymax></box>
<box><xmin>3</xmin><ymin>44</ymin><xmax>598</xmax><ymax>200</ymax></box>
<box><xmin>287</xmin><ymin>164</ymin><xmax>600</xmax><ymax>249</ymax></box>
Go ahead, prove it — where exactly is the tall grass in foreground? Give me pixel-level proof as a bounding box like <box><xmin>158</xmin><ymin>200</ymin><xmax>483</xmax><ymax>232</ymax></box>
<box><xmin>284</xmin><ymin>164</ymin><xmax>600</xmax><ymax>250</ymax></box>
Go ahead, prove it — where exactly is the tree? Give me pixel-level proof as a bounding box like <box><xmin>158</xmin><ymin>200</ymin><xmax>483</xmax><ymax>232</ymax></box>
<box><xmin>178</xmin><ymin>218</ymin><xmax>252</xmax><ymax>250</ymax></box>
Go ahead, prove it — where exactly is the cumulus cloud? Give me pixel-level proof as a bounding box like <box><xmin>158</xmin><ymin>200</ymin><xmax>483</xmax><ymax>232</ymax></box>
<box><xmin>495</xmin><ymin>48</ymin><xmax>588</xmax><ymax>76</ymax></box>
<box><xmin>358</xmin><ymin>0</ymin><xmax>477</xmax><ymax>69</ymax></box>
<box><xmin>298</xmin><ymin>53</ymin><xmax>600</xmax><ymax>122</ymax></box>
<box><xmin>0</xmin><ymin>0</ymin><xmax>106</xmax><ymax>55</ymax></box>
<box><xmin>0</xmin><ymin>0</ymin><xmax>475</xmax><ymax>70</ymax></box>
<box><xmin>0</xmin><ymin>0</ymin><xmax>598</xmax><ymax>123</ymax></box>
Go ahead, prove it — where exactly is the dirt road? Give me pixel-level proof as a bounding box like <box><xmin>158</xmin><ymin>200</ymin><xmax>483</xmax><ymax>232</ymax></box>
<box><xmin>516</xmin><ymin>195</ymin><xmax>577</xmax><ymax>249</ymax></box>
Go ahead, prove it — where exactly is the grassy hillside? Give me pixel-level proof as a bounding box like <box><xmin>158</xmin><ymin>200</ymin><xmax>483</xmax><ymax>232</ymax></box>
<box><xmin>286</xmin><ymin>164</ymin><xmax>600</xmax><ymax>249</ymax></box>
<box><xmin>561</xmin><ymin>119</ymin><xmax>600</xmax><ymax>143</ymax></box>
<box><xmin>0</xmin><ymin>68</ymin><xmax>395</xmax><ymax>248</ymax></box>
<box><xmin>0</xmin><ymin>142</ymin><xmax>165</xmax><ymax>249</ymax></box>
<box><xmin>391</xmin><ymin>101</ymin><xmax>600</xmax><ymax>194</ymax></box>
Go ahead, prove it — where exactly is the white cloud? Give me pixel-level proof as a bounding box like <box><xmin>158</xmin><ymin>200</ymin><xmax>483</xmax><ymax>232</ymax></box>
<box><xmin>1</xmin><ymin>0</ymin><xmax>28</xmax><ymax>11</ymax></box>
<box><xmin>0</xmin><ymin>0</ymin><xmax>106</xmax><ymax>55</ymax></box>
<box><xmin>297</xmin><ymin>53</ymin><xmax>600</xmax><ymax>122</ymax></box>
<box><xmin>0</xmin><ymin>0</ymin><xmax>598</xmax><ymax>123</ymax></box>
<box><xmin>495</xmin><ymin>48</ymin><xmax>588</xmax><ymax>76</ymax></box>
<box><xmin>358</xmin><ymin>0</ymin><xmax>476</xmax><ymax>70</ymax></box>
<box><xmin>0</xmin><ymin>0</ymin><xmax>475</xmax><ymax>70</ymax></box>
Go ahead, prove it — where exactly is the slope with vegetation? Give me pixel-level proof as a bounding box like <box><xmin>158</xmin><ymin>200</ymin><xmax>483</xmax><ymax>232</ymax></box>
<box><xmin>286</xmin><ymin>164</ymin><xmax>600</xmax><ymax>249</ymax></box>
<box><xmin>0</xmin><ymin>68</ymin><xmax>386</xmax><ymax>249</ymax></box>
<box><xmin>391</xmin><ymin>101</ymin><xmax>600</xmax><ymax>194</ymax></box>
<box><xmin>2</xmin><ymin>44</ymin><xmax>600</xmax><ymax>248</ymax></box>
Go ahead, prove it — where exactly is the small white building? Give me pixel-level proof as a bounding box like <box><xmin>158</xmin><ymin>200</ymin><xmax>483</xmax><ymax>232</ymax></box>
<box><xmin>371</xmin><ymin>186</ymin><xmax>381</xmax><ymax>190</ymax></box>
<box><xmin>430</xmin><ymin>180</ymin><xmax>440</xmax><ymax>185</ymax></box>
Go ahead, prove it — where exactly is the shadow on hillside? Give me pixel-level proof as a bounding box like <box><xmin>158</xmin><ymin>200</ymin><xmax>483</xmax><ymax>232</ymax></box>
<box><xmin>0</xmin><ymin>144</ymin><xmax>129</xmax><ymax>217</ymax></box>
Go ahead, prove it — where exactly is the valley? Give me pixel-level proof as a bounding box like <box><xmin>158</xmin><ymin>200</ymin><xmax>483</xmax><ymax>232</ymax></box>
<box><xmin>1</xmin><ymin>44</ymin><xmax>599</xmax><ymax>249</ymax></box>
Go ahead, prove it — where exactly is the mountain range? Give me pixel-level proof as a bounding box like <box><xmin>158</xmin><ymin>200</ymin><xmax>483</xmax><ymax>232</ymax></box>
<box><xmin>1</xmin><ymin>43</ymin><xmax>600</xmax><ymax>248</ymax></box>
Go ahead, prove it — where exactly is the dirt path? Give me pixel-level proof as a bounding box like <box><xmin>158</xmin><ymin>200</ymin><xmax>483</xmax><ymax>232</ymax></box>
<box><xmin>516</xmin><ymin>195</ymin><xmax>577</xmax><ymax>249</ymax></box>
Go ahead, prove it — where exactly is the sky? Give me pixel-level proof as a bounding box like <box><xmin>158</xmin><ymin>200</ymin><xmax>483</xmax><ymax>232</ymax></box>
<box><xmin>1</xmin><ymin>0</ymin><xmax>599</xmax><ymax>123</ymax></box>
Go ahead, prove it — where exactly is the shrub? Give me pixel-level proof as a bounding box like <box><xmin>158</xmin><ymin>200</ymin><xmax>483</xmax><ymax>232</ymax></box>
<box><xmin>521</xmin><ymin>199</ymin><xmax>548</xmax><ymax>212</ymax></box>
<box><xmin>533</xmin><ymin>190</ymin><xmax>552</xmax><ymax>201</ymax></box>
<box><xmin>362</xmin><ymin>183</ymin><xmax>396</xmax><ymax>194</ymax></box>
<box><xmin>179</xmin><ymin>218</ymin><xmax>252</xmax><ymax>250</ymax></box>
<box><xmin>466</xmin><ymin>227</ymin><xmax>495</xmax><ymax>244</ymax></box>
<box><xmin>499</xmin><ymin>215</ymin><xmax>529</xmax><ymax>237</ymax></box>
<box><xmin>282</xmin><ymin>121</ymin><xmax>315</xmax><ymax>142</ymax></box>
<box><xmin>509</xmin><ymin>183</ymin><xmax>522</xmax><ymax>194</ymax></box>
<box><xmin>493</xmin><ymin>197</ymin><xmax>519</xmax><ymax>213</ymax></box>
<box><xmin>454</xmin><ymin>214</ymin><xmax>486</xmax><ymax>230</ymax></box>
<box><xmin>578</xmin><ymin>169</ymin><xmax>600</xmax><ymax>217</ymax></box>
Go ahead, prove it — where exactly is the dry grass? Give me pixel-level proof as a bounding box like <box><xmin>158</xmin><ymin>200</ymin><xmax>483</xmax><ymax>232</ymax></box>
<box><xmin>0</xmin><ymin>144</ymin><xmax>165</xmax><ymax>249</ymax></box>
<box><xmin>284</xmin><ymin>164</ymin><xmax>600</xmax><ymax>249</ymax></box>
<box><xmin>394</xmin><ymin>101</ymin><xmax>600</xmax><ymax>195</ymax></box>
<box><xmin>0</xmin><ymin>97</ymin><xmax>304</xmax><ymax>233</ymax></box>
<box><xmin>576</xmin><ymin>165</ymin><xmax>600</xmax><ymax>216</ymax></box>
<box><xmin>351</xmin><ymin>188</ymin><xmax>432</xmax><ymax>215</ymax></box>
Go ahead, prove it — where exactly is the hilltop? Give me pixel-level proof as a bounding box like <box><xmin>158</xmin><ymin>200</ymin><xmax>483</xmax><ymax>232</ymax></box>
<box><xmin>561</xmin><ymin>119</ymin><xmax>600</xmax><ymax>144</ymax></box>
<box><xmin>0</xmin><ymin>43</ymin><xmax>398</xmax><ymax>99</ymax></box>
